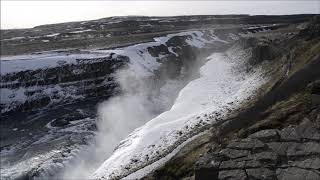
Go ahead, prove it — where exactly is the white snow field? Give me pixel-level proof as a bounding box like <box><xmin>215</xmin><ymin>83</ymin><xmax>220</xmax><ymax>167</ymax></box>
<box><xmin>91</xmin><ymin>46</ymin><xmax>267</xmax><ymax>179</ymax></box>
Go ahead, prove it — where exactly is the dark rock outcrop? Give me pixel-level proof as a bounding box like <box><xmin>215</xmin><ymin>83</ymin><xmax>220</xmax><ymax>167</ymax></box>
<box><xmin>237</xmin><ymin>37</ymin><xmax>283</xmax><ymax>66</ymax></box>
<box><xmin>196</xmin><ymin>115</ymin><xmax>320</xmax><ymax>180</ymax></box>
<box><xmin>249</xmin><ymin>40</ymin><xmax>282</xmax><ymax>65</ymax></box>
<box><xmin>299</xmin><ymin>15</ymin><xmax>320</xmax><ymax>40</ymax></box>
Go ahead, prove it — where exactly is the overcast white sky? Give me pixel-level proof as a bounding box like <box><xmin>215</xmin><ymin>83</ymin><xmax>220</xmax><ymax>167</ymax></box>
<box><xmin>1</xmin><ymin>1</ymin><xmax>319</xmax><ymax>29</ymax></box>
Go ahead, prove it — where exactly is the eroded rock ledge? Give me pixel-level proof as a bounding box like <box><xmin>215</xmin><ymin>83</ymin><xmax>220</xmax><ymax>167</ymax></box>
<box><xmin>195</xmin><ymin>114</ymin><xmax>320</xmax><ymax>180</ymax></box>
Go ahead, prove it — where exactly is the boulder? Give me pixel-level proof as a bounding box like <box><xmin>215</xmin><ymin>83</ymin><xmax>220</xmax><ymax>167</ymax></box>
<box><xmin>246</xmin><ymin>168</ymin><xmax>275</xmax><ymax>180</ymax></box>
<box><xmin>218</xmin><ymin>169</ymin><xmax>247</xmax><ymax>180</ymax></box>
<box><xmin>248</xmin><ymin>129</ymin><xmax>280</xmax><ymax>142</ymax></box>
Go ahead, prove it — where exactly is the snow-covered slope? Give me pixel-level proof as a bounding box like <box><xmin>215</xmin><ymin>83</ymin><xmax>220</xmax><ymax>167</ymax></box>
<box><xmin>92</xmin><ymin>45</ymin><xmax>267</xmax><ymax>179</ymax></box>
<box><xmin>59</xmin><ymin>30</ymin><xmax>230</xmax><ymax>179</ymax></box>
<box><xmin>1</xmin><ymin>30</ymin><xmax>229</xmax><ymax>179</ymax></box>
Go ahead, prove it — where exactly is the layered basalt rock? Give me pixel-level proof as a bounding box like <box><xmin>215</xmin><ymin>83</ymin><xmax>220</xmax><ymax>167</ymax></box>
<box><xmin>0</xmin><ymin>55</ymin><xmax>129</xmax><ymax>114</ymax></box>
<box><xmin>195</xmin><ymin>116</ymin><xmax>320</xmax><ymax>180</ymax></box>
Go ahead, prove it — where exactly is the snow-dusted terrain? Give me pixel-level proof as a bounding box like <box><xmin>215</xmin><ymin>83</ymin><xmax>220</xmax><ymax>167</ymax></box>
<box><xmin>1</xmin><ymin>14</ymin><xmax>316</xmax><ymax>180</ymax></box>
<box><xmin>91</xmin><ymin>45</ymin><xmax>267</xmax><ymax>179</ymax></box>
<box><xmin>0</xmin><ymin>26</ymin><xmax>275</xmax><ymax>180</ymax></box>
<box><xmin>94</xmin><ymin>30</ymin><xmax>227</xmax><ymax>72</ymax></box>
<box><xmin>59</xmin><ymin>30</ymin><xmax>232</xmax><ymax>179</ymax></box>
<box><xmin>0</xmin><ymin>30</ymin><xmax>224</xmax><ymax>114</ymax></box>
<box><xmin>0</xmin><ymin>52</ymin><xmax>118</xmax><ymax>114</ymax></box>
<box><xmin>1</xmin><ymin>30</ymin><xmax>233</xmax><ymax>179</ymax></box>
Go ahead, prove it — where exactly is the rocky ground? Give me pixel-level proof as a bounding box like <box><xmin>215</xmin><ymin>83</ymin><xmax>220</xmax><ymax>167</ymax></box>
<box><xmin>196</xmin><ymin>116</ymin><xmax>320</xmax><ymax>180</ymax></box>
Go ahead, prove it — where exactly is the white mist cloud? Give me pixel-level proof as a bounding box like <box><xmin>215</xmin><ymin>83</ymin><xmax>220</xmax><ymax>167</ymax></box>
<box><xmin>60</xmin><ymin>68</ymin><xmax>154</xmax><ymax>179</ymax></box>
<box><xmin>61</xmin><ymin>62</ymin><xmax>187</xmax><ymax>179</ymax></box>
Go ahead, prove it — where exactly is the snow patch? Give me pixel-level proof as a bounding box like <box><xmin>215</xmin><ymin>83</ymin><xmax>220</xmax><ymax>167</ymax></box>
<box><xmin>45</xmin><ymin>33</ymin><xmax>60</xmax><ymax>37</ymax></box>
<box><xmin>69</xmin><ymin>29</ymin><xmax>95</xmax><ymax>33</ymax></box>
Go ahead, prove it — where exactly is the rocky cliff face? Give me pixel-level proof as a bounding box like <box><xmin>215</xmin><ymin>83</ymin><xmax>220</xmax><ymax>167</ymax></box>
<box><xmin>195</xmin><ymin>20</ymin><xmax>320</xmax><ymax>180</ymax></box>
<box><xmin>143</xmin><ymin>16</ymin><xmax>320</xmax><ymax>180</ymax></box>
<box><xmin>1</xmin><ymin>55</ymin><xmax>128</xmax><ymax>114</ymax></box>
